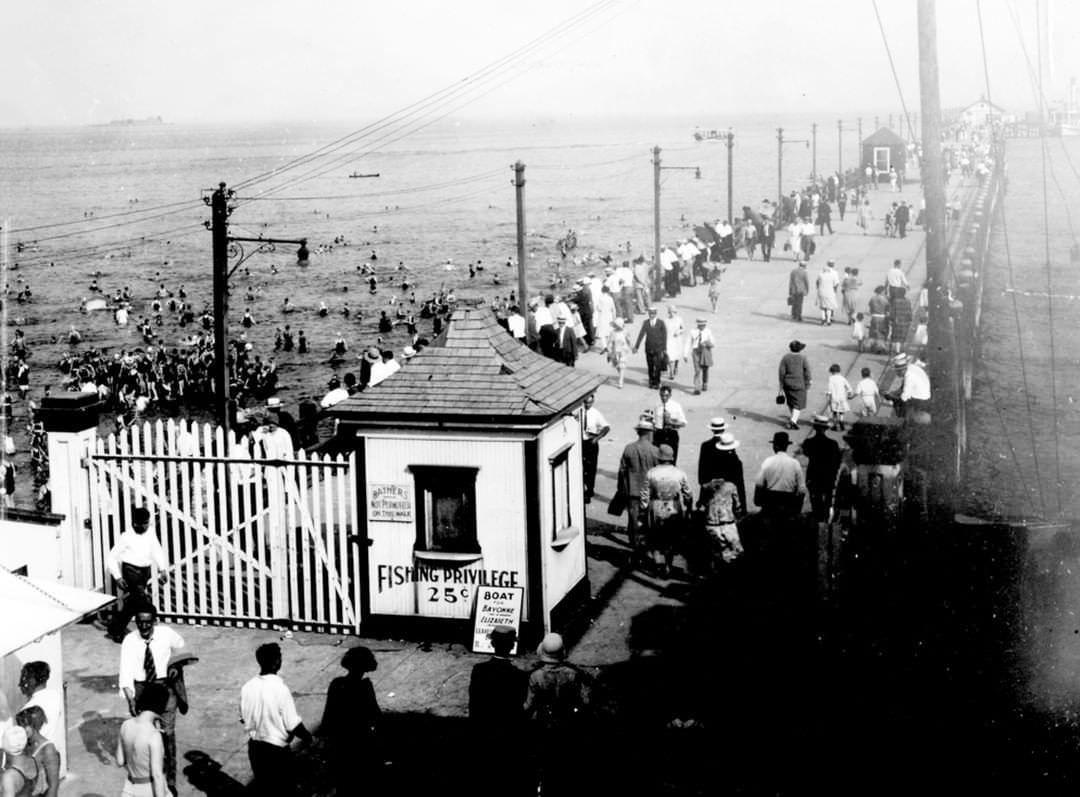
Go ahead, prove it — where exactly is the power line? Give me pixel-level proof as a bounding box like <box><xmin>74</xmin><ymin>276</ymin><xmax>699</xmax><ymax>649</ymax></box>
<box><xmin>871</xmin><ymin>0</ymin><xmax>919</xmax><ymax>142</ymax></box>
<box><xmin>242</xmin><ymin>7</ymin><xmax>628</xmax><ymax>205</ymax></box>
<box><xmin>5</xmin><ymin>198</ymin><xmax>203</xmax><ymax>237</ymax></box>
<box><xmin>232</xmin><ymin>1</ymin><xmax>620</xmax><ymax>196</ymax></box>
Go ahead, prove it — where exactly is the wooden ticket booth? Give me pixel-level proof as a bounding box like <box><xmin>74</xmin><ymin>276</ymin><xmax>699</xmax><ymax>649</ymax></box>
<box><xmin>329</xmin><ymin>306</ymin><xmax>604</xmax><ymax>645</ymax></box>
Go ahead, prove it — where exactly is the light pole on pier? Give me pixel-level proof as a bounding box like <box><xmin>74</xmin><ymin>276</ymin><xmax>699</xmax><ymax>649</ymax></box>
<box><xmin>513</xmin><ymin>161</ymin><xmax>528</xmax><ymax>309</ymax></box>
<box><xmin>653</xmin><ymin>146</ymin><xmax>701</xmax><ymax>297</ymax></box>
<box><xmin>712</xmin><ymin>129</ymin><xmax>735</xmax><ymax>224</ymax></box>
<box><xmin>776</xmin><ymin>128</ymin><xmax>810</xmax><ymax>216</ymax></box>
<box><xmin>855</xmin><ymin>115</ymin><xmax>864</xmax><ymax>168</ymax></box>
<box><xmin>837</xmin><ymin>120</ymin><xmax>856</xmax><ymax>180</ymax></box>
<box><xmin>811</xmin><ymin>123</ymin><xmax>818</xmax><ymax>182</ymax></box>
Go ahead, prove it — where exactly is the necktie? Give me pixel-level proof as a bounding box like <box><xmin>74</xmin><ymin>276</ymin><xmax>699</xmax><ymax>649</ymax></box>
<box><xmin>144</xmin><ymin>641</ymin><xmax>156</xmax><ymax>682</ymax></box>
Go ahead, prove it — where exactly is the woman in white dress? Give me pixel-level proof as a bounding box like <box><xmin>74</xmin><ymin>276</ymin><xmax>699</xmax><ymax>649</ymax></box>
<box><xmin>593</xmin><ymin>285</ymin><xmax>617</xmax><ymax>352</ymax></box>
<box><xmin>665</xmin><ymin>305</ymin><xmax>685</xmax><ymax>380</ymax></box>
<box><xmin>815</xmin><ymin>260</ymin><xmax>841</xmax><ymax>326</ymax></box>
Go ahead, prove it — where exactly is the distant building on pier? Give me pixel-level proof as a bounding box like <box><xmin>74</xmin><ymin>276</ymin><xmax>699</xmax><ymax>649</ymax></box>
<box><xmin>956</xmin><ymin>96</ymin><xmax>1008</xmax><ymax>128</ymax></box>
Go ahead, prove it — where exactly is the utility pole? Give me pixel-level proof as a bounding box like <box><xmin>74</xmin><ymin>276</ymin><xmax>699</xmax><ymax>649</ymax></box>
<box><xmin>838</xmin><ymin>120</ymin><xmax>844</xmax><ymax>177</ymax></box>
<box><xmin>776</xmin><ymin>128</ymin><xmax>783</xmax><ymax>210</ymax></box>
<box><xmin>858</xmin><ymin>117</ymin><xmax>863</xmax><ymax>160</ymax></box>
<box><xmin>513</xmin><ymin>161</ymin><xmax>527</xmax><ymax>307</ymax></box>
<box><xmin>653</xmin><ymin>146</ymin><xmax>662</xmax><ymax>293</ymax></box>
<box><xmin>811</xmin><ymin>123</ymin><xmax>818</xmax><ymax>181</ymax></box>
<box><xmin>715</xmin><ymin>129</ymin><xmax>734</xmax><ymax>224</ymax></box>
<box><xmin>918</xmin><ymin>0</ymin><xmax>956</xmax><ymax>515</ymax></box>
<box><xmin>210</xmin><ymin>183</ymin><xmax>232</xmax><ymax>442</ymax></box>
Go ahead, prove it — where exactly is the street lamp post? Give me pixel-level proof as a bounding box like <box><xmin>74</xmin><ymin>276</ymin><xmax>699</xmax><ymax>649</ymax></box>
<box><xmin>713</xmin><ymin>129</ymin><xmax>735</xmax><ymax>224</ymax></box>
<box><xmin>776</xmin><ymin>128</ymin><xmax>810</xmax><ymax>219</ymax></box>
<box><xmin>652</xmin><ymin>146</ymin><xmax>700</xmax><ymax>297</ymax></box>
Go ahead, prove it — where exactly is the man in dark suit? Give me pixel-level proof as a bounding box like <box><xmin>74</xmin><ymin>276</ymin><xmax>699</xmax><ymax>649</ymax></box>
<box><xmin>632</xmin><ymin>307</ymin><xmax>667</xmax><ymax>389</ymax></box>
<box><xmin>617</xmin><ymin>414</ymin><xmax>660</xmax><ymax>563</ymax></box>
<box><xmin>554</xmin><ymin>314</ymin><xmax>577</xmax><ymax>366</ymax></box>
<box><xmin>895</xmin><ymin>201</ymin><xmax>910</xmax><ymax>239</ymax></box>
<box><xmin>760</xmin><ymin>218</ymin><xmax>775</xmax><ymax>262</ymax></box>
<box><xmin>468</xmin><ymin>626</ymin><xmax>528</xmax><ymax>793</ymax></box>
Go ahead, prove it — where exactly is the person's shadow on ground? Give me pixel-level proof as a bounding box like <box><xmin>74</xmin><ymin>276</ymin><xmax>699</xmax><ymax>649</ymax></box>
<box><xmin>182</xmin><ymin>751</ymin><xmax>248</xmax><ymax>797</ymax></box>
<box><xmin>76</xmin><ymin>711</ymin><xmax>124</xmax><ymax>766</ymax></box>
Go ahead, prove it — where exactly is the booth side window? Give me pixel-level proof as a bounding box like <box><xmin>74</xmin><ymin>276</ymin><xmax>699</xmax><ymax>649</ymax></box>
<box><xmin>411</xmin><ymin>466</ymin><xmax>480</xmax><ymax>553</ymax></box>
<box><xmin>550</xmin><ymin>447</ymin><xmax>571</xmax><ymax>538</ymax></box>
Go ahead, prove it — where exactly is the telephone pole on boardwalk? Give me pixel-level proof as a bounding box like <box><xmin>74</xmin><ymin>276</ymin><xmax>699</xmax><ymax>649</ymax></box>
<box><xmin>513</xmin><ymin>161</ymin><xmax>527</xmax><ymax>308</ymax></box>
<box><xmin>918</xmin><ymin>0</ymin><xmax>957</xmax><ymax>519</ymax></box>
<box><xmin>209</xmin><ymin>184</ymin><xmax>232</xmax><ymax>441</ymax></box>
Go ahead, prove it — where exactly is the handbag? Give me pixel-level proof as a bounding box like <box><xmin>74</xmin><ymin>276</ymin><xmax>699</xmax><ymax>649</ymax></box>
<box><xmin>607</xmin><ymin>491</ymin><xmax>628</xmax><ymax>516</ymax></box>
<box><xmin>775</xmin><ymin>393</ymin><xmax>786</xmax><ymax>405</ymax></box>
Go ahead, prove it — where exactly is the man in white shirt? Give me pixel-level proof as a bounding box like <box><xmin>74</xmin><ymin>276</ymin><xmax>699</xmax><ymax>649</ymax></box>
<box><xmin>754</xmin><ymin>431</ymin><xmax>806</xmax><ymax>516</ymax></box>
<box><xmin>107</xmin><ymin>506</ymin><xmax>169</xmax><ymax>641</ymax></box>
<box><xmin>677</xmin><ymin>239</ymin><xmax>700</xmax><ymax>287</ymax></box>
<box><xmin>18</xmin><ymin>661</ymin><xmax>62</xmax><ymax>742</ymax></box>
<box><xmin>652</xmin><ymin>385</ymin><xmax>688</xmax><ymax>464</ymax></box>
<box><xmin>888</xmin><ymin>353</ymin><xmax>931</xmax><ymax>421</ymax></box>
<box><xmin>119</xmin><ymin>605</ymin><xmax>185</xmax><ymax>795</ymax></box>
<box><xmin>240</xmin><ymin>643</ymin><xmax>313</xmax><ymax>797</ymax></box>
<box><xmin>320</xmin><ymin>375</ymin><xmax>350</xmax><ymax>407</ymax></box>
<box><xmin>886</xmin><ymin>258</ymin><xmax>910</xmax><ymax>300</ymax></box>
<box><xmin>506</xmin><ymin>305</ymin><xmax>526</xmax><ymax>342</ymax></box>
<box><xmin>581</xmin><ymin>393</ymin><xmax>610</xmax><ymax>502</ymax></box>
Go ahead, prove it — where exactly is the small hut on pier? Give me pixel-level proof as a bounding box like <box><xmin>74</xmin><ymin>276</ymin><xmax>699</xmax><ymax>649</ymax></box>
<box><xmin>329</xmin><ymin>305</ymin><xmax>604</xmax><ymax>644</ymax></box>
<box><xmin>861</xmin><ymin>127</ymin><xmax>908</xmax><ymax>183</ymax></box>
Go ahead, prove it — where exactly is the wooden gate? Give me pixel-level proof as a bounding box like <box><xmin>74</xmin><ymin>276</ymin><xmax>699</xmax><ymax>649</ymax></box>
<box><xmin>84</xmin><ymin>419</ymin><xmax>361</xmax><ymax>633</ymax></box>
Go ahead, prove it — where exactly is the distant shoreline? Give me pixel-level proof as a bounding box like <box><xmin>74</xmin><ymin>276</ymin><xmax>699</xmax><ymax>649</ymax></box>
<box><xmin>89</xmin><ymin>116</ymin><xmax>165</xmax><ymax>127</ymax></box>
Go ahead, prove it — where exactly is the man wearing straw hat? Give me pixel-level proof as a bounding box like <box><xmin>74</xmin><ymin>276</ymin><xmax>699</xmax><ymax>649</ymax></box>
<box><xmin>697</xmin><ymin>419</ymin><xmax>747</xmax><ymax>516</ymax></box>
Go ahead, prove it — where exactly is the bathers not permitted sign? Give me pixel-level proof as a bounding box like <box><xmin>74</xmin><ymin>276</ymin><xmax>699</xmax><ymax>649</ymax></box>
<box><xmin>471</xmin><ymin>585</ymin><xmax>523</xmax><ymax>655</ymax></box>
<box><xmin>368</xmin><ymin>483</ymin><xmax>414</xmax><ymax>522</ymax></box>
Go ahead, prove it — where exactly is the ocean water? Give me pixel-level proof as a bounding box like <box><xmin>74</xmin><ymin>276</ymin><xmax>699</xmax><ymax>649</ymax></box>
<box><xmin>0</xmin><ymin>111</ymin><xmax>855</xmax><ymax>412</ymax></box>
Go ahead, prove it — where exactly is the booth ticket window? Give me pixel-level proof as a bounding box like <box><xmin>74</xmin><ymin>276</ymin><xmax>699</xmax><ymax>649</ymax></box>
<box><xmin>550</xmin><ymin>445</ymin><xmax>572</xmax><ymax>539</ymax></box>
<box><xmin>411</xmin><ymin>466</ymin><xmax>480</xmax><ymax>553</ymax></box>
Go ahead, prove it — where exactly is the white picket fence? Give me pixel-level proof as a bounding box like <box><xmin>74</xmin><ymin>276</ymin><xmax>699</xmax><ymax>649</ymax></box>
<box><xmin>84</xmin><ymin>418</ymin><xmax>361</xmax><ymax>633</ymax></box>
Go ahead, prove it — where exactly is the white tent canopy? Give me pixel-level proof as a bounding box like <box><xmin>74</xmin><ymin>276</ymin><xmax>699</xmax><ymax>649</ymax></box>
<box><xmin>0</xmin><ymin>567</ymin><xmax>114</xmax><ymax>657</ymax></box>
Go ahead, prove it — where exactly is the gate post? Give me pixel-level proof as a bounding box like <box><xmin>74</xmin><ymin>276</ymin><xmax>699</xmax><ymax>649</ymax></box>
<box><xmin>37</xmin><ymin>392</ymin><xmax>102</xmax><ymax>588</ymax></box>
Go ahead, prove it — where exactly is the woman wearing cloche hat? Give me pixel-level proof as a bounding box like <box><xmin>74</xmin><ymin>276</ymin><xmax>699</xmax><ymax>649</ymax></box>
<box><xmin>524</xmin><ymin>632</ymin><xmax>592</xmax><ymax>793</ymax></box>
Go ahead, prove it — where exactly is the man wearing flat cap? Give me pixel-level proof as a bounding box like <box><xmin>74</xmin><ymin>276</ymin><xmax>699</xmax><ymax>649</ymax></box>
<box><xmin>616</xmin><ymin>414</ymin><xmax>660</xmax><ymax>563</ymax></box>
<box><xmin>641</xmin><ymin>444</ymin><xmax>692</xmax><ymax>578</ymax></box>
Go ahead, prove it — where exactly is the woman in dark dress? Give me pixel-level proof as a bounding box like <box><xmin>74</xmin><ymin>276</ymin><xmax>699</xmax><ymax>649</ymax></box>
<box><xmin>319</xmin><ymin>646</ymin><xmax>383</xmax><ymax>792</ymax></box>
<box><xmin>778</xmin><ymin>340</ymin><xmax>812</xmax><ymax>430</ymax></box>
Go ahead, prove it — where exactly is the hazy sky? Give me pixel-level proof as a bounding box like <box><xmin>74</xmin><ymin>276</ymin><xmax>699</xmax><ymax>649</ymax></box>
<box><xmin>3</xmin><ymin>0</ymin><xmax>1077</xmax><ymax>127</ymax></box>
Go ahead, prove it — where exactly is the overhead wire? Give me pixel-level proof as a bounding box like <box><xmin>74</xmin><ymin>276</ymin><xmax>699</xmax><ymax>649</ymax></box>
<box><xmin>6</xmin><ymin>198</ymin><xmax>204</xmax><ymax>237</ymax></box>
<box><xmin>975</xmin><ymin>0</ymin><xmax>1049</xmax><ymax>518</ymax></box>
<box><xmin>870</xmin><ymin>0</ymin><xmax>919</xmax><ymax>143</ymax></box>
<box><xmin>3</xmin><ymin>2</ymin><xmax>622</xmax><ymax>256</ymax></box>
<box><xmin>238</xmin><ymin>6</ymin><xmax>631</xmax><ymax>206</ymax></box>
<box><xmin>231</xmin><ymin>1</ymin><xmax>621</xmax><ymax>196</ymax></box>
